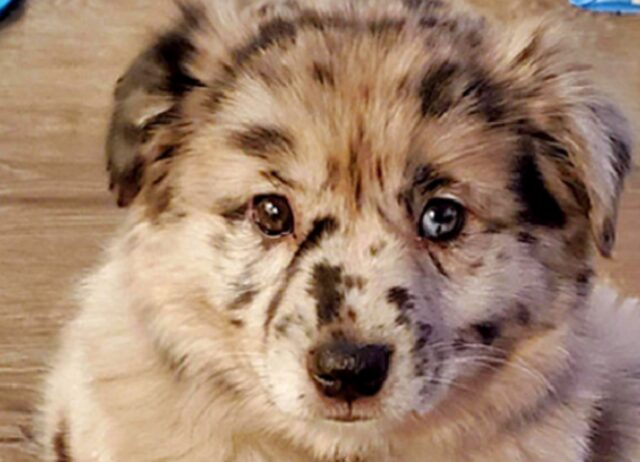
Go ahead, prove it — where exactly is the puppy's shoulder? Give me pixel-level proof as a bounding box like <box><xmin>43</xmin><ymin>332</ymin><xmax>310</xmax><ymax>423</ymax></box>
<box><xmin>585</xmin><ymin>285</ymin><xmax>640</xmax><ymax>461</ymax></box>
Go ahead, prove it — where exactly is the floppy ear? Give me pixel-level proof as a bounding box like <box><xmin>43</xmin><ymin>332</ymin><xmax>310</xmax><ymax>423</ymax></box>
<box><xmin>569</xmin><ymin>99</ymin><xmax>633</xmax><ymax>257</ymax></box>
<box><xmin>106</xmin><ymin>4</ymin><xmax>205</xmax><ymax>207</ymax></box>
<box><xmin>497</xmin><ymin>20</ymin><xmax>634</xmax><ymax>257</ymax></box>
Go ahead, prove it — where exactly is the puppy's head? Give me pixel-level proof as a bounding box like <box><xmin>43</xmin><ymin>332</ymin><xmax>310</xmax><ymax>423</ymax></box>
<box><xmin>106</xmin><ymin>0</ymin><xmax>632</xmax><ymax>454</ymax></box>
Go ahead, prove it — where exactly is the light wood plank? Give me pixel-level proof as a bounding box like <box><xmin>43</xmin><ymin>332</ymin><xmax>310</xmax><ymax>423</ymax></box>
<box><xmin>0</xmin><ymin>1</ymin><xmax>637</xmax><ymax>460</ymax></box>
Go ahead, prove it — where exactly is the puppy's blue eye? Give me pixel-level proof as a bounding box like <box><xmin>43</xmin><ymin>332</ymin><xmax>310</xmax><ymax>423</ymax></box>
<box><xmin>419</xmin><ymin>198</ymin><xmax>465</xmax><ymax>241</ymax></box>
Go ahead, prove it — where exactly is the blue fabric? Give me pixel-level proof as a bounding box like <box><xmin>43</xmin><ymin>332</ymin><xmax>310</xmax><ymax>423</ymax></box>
<box><xmin>0</xmin><ymin>0</ymin><xmax>14</xmax><ymax>13</ymax></box>
<box><xmin>570</xmin><ymin>0</ymin><xmax>640</xmax><ymax>13</ymax></box>
<box><xmin>0</xmin><ymin>0</ymin><xmax>20</xmax><ymax>18</ymax></box>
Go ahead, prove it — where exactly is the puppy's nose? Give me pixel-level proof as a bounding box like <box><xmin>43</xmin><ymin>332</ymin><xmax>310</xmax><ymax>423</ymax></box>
<box><xmin>309</xmin><ymin>341</ymin><xmax>392</xmax><ymax>402</ymax></box>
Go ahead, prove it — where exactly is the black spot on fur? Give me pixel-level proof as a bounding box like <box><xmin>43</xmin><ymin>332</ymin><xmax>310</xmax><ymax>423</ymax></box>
<box><xmin>154</xmin><ymin>145</ymin><xmax>177</xmax><ymax>163</ymax></box>
<box><xmin>275</xmin><ymin>315</ymin><xmax>293</xmax><ymax>336</ymax></box>
<box><xmin>53</xmin><ymin>420</ymin><xmax>71</xmax><ymax>462</ymax></box>
<box><xmin>517</xmin><ymin>231</ymin><xmax>537</xmax><ymax>244</ymax></box>
<box><xmin>414</xmin><ymin>322</ymin><xmax>433</xmax><ymax>351</ymax></box>
<box><xmin>563</xmin><ymin>178</ymin><xmax>591</xmax><ymax>213</ymax></box>
<box><xmin>518</xmin><ymin>124</ymin><xmax>593</xmax><ymax>216</ymax></box>
<box><xmin>154</xmin><ymin>31</ymin><xmax>204</xmax><ymax>96</ymax></box>
<box><xmin>347</xmin><ymin>308</ymin><xmax>358</xmax><ymax>322</ymax></box>
<box><xmin>531</xmin><ymin>130</ymin><xmax>570</xmax><ymax>162</ymax></box>
<box><xmin>414</xmin><ymin>352</ymin><xmax>430</xmax><ymax>377</ymax></box>
<box><xmin>419</xmin><ymin>16</ymin><xmax>440</xmax><ymax>28</ymax></box>
<box><xmin>516</xmin><ymin>122</ymin><xmax>568</xmax><ymax>161</ymax></box>
<box><xmin>524</xmin><ymin>127</ymin><xmax>560</xmax><ymax>147</ymax></box>
<box><xmin>427</xmin><ymin>249</ymin><xmax>449</xmax><ymax>278</ymax></box>
<box><xmin>403</xmin><ymin>0</ymin><xmax>444</xmax><ymax>9</ymax></box>
<box><xmin>513</xmin><ymin>153</ymin><xmax>566</xmax><ymax>228</ymax></box>
<box><xmin>430</xmin><ymin>362</ymin><xmax>444</xmax><ymax>384</ymax></box>
<box><xmin>154</xmin><ymin>338</ymin><xmax>190</xmax><ymax>378</ymax></box>
<box><xmin>151</xmin><ymin>170</ymin><xmax>169</xmax><ymax>187</ymax></box>
<box><xmin>576</xmin><ymin>270</ymin><xmax>594</xmax><ymax>298</ymax></box>
<box><xmin>420</xmin><ymin>57</ymin><xmax>506</xmax><ymax>122</ymax></box>
<box><xmin>587</xmin><ymin>402</ymin><xmax>627</xmax><ymax>462</ymax></box>
<box><xmin>484</xmin><ymin>222</ymin><xmax>507</xmax><ymax>235</ymax></box>
<box><xmin>609</xmin><ymin>134</ymin><xmax>632</xmax><ymax>181</ymax></box>
<box><xmin>419</xmin><ymin>61</ymin><xmax>459</xmax><ymax>117</ymax></box>
<box><xmin>344</xmin><ymin>275</ymin><xmax>366</xmax><ymax>291</ymax></box>
<box><xmin>513</xmin><ymin>34</ymin><xmax>542</xmax><ymax>66</ymax></box>
<box><xmin>527</xmin><ymin>131</ymin><xmax>596</xmax><ymax>223</ymax></box>
<box><xmin>576</xmin><ymin>270</ymin><xmax>593</xmax><ymax>285</ymax></box>
<box><xmin>295</xmin><ymin>217</ymin><xmax>339</xmax><ymax>260</ymax></box>
<box><xmin>369</xmin><ymin>242</ymin><xmax>386</xmax><ymax>257</ymax></box>
<box><xmin>113</xmin><ymin>158</ymin><xmax>144</xmax><ymax>208</ymax></box>
<box><xmin>453</xmin><ymin>338</ymin><xmax>467</xmax><ymax>351</ymax></box>
<box><xmin>349</xmin><ymin>126</ymin><xmax>366</xmax><ymax>209</ymax></box>
<box><xmin>413</xmin><ymin>164</ymin><xmax>451</xmax><ymax>195</ymax></box>
<box><xmin>265</xmin><ymin>217</ymin><xmax>339</xmax><ymax>333</ymax></box>
<box><xmin>220</xmin><ymin>202</ymin><xmax>248</xmax><ymax>221</ymax></box>
<box><xmin>375</xmin><ymin>159</ymin><xmax>385</xmax><ymax>189</ymax></box>
<box><xmin>387</xmin><ymin>286</ymin><xmax>411</xmax><ymax>307</ymax></box>
<box><xmin>312</xmin><ymin>62</ymin><xmax>335</xmax><ymax>87</ymax></box>
<box><xmin>260</xmin><ymin>170</ymin><xmax>296</xmax><ymax>189</ymax></box>
<box><xmin>461</xmin><ymin>73</ymin><xmax>506</xmax><ymax>123</ymax></box>
<box><xmin>210</xmin><ymin>233</ymin><xmax>228</xmax><ymax>252</ymax></box>
<box><xmin>234</xmin><ymin>18</ymin><xmax>298</xmax><ymax>65</ymax></box>
<box><xmin>266</xmin><ymin>287</ymin><xmax>287</xmax><ymax>334</ymax></box>
<box><xmin>426</xmin><ymin>16</ymin><xmax>485</xmax><ymax>48</ymax></box>
<box><xmin>474</xmin><ymin>322</ymin><xmax>501</xmax><ymax>345</ymax></box>
<box><xmin>297</xmin><ymin>10</ymin><xmax>353</xmax><ymax>31</ymax></box>
<box><xmin>354</xmin><ymin>177</ymin><xmax>363</xmax><ymax>209</ymax></box>
<box><xmin>230</xmin><ymin>319</ymin><xmax>245</xmax><ymax>328</ymax></box>
<box><xmin>310</xmin><ymin>262</ymin><xmax>344</xmax><ymax>326</ymax></box>
<box><xmin>368</xmin><ymin>18</ymin><xmax>406</xmax><ymax>35</ymax></box>
<box><xmin>516</xmin><ymin>304</ymin><xmax>532</xmax><ymax>326</ymax></box>
<box><xmin>229</xmin><ymin>125</ymin><xmax>295</xmax><ymax>159</ymax></box>
<box><xmin>228</xmin><ymin>289</ymin><xmax>257</xmax><ymax>311</ymax></box>
<box><xmin>496</xmin><ymin>251</ymin><xmax>509</xmax><ymax>262</ymax></box>
<box><xmin>387</xmin><ymin>286</ymin><xmax>414</xmax><ymax>325</ymax></box>
<box><xmin>139</xmin><ymin>110</ymin><xmax>180</xmax><ymax>144</ymax></box>
<box><xmin>205</xmin><ymin>78</ymin><xmax>235</xmax><ymax>113</ymax></box>
<box><xmin>177</xmin><ymin>1</ymin><xmax>206</xmax><ymax>30</ymax></box>
<box><xmin>599</xmin><ymin>217</ymin><xmax>617</xmax><ymax>256</ymax></box>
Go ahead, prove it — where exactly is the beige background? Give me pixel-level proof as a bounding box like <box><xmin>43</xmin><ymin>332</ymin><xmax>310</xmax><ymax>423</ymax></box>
<box><xmin>0</xmin><ymin>1</ymin><xmax>637</xmax><ymax>460</ymax></box>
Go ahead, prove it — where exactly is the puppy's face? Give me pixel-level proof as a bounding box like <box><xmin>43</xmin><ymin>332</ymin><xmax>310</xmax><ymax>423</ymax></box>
<box><xmin>107</xmin><ymin>0</ymin><xmax>631</xmax><ymax>448</ymax></box>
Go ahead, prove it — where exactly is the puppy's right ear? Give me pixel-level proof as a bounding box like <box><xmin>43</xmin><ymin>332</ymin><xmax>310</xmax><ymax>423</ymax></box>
<box><xmin>106</xmin><ymin>7</ymin><xmax>205</xmax><ymax>207</ymax></box>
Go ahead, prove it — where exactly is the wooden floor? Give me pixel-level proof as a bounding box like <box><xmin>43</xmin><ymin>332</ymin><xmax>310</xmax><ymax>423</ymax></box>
<box><xmin>0</xmin><ymin>1</ymin><xmax>637</xmax><ymax>460</ymax></box>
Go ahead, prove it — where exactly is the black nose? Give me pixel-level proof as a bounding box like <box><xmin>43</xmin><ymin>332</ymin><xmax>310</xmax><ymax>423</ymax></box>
<box><xmin>309</xmin><ymin>341</ymin><xmax>392</xmax><ymax>402</ymax></box>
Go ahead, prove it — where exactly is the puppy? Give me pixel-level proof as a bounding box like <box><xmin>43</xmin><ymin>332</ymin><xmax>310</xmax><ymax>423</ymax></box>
<box><xmin>40</xmin><ymin>1</ymin><xmax>639</xmax><ymax>461</ymax></box>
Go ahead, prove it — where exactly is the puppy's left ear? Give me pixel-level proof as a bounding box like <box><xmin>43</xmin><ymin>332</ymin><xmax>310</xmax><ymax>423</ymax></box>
<box><xmin>498</xmin><ymin>20</ymin><xmax>634</xmax><ymax>257</ymax></box>
<box><xmin>570</xmin><ymin>99</ymin><xmax>633</xmax><ymax>257</ymax></box>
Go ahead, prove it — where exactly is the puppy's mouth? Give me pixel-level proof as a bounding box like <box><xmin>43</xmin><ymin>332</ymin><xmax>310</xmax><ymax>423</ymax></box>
<box><xmin>316</xmin><ymin>403</ymin><xmax>379</xmax><ymax>424</ymax></box>
<box><xmin>326</xmin><ymin>413</ymin><xmax>373</xmax><ymax>423</ymax></box>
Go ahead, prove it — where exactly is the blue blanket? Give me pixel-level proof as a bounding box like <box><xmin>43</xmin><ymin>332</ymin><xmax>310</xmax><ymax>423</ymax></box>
<box><xmin>0</xmin><ymin>0</ymin><xmax>21</xmax><ymax>20</ymax></box>
<box><xmin>570</xmin><ymin>0</ymin><xmax>640</xmax><ymax>13</ymax></box>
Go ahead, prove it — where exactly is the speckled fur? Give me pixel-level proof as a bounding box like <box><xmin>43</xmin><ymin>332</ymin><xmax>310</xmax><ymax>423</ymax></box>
<box><xmin>40</xmin><ymin>1</ymin><xmax>639</xmax><ymax>461</ymax></box>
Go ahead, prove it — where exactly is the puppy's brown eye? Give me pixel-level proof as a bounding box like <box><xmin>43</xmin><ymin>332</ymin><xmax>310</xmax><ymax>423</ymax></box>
<box><xmin>419</xmin><ymin>198</ymin><xmax>465</xmax><ymax>241</ymax></box>
<box><xmin>252</xmin><ymin>195</ymin><xmax>294</xmax><ymax>237</ymax></box>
